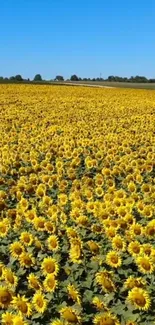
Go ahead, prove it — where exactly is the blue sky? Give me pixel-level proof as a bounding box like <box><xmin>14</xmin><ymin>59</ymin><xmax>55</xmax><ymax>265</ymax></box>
<box><xmin>0</xmin><ymin>0</ymin><xmax>155</xmax><ymax>79</ymax></box>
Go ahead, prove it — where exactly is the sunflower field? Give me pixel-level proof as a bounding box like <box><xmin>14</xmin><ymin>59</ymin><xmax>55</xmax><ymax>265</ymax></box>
<box><xmin>0</xmin><ymin>84</ymin><xmax>155</xmax><ymax>325</ymax></box>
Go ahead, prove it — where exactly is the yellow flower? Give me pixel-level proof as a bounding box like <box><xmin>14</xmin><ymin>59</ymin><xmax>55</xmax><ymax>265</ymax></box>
<box><xmin>20</xmin><ymin>231</ymin><xmax>33</xmax><ymax>246</ymax></box>
<box><xmin>32</xmin><ymin>291</ymin><xmax>47</xmax><ymax>314</ymax></box>
<box><xmin>87</xmin><ymin>241</ymin><xmax>100</xmax><ymax>254</ymax></box>
<box><xmin>60</xmin><ymin>307</ymin><xmax>81</xmax><ymax>323</ymax></box>
<box><xmin>96</xmin><ymin>271</ymin><xmax>115</xmax><ymax>292</ymax></box>
<box><xmin>124</xmin><ymin>276</ymin><xmax>146</xmax><ymax>289</ymax></box>
<box><xmin>92</xmin><ymin>296</ymin><xmax>108</xmax><ymax>311</ymax></box>
<box><xmin>41</xmin><ymin>257</ymin><xmax>59</xmax><ymax>276</ymax></box>
<box><xmin>9</xmin><ymin>242</ymin><xmax>24</xmax><ymax>258</ymax></box>
<box><xmin>12</xmin><ymin>314</ymin><xmax>28</xmax><ymax>325</ymax></box>
<box><xmin>12</xmin><ymin>295</ymin><xmax>32</xmax><ymax>317</ymax></box>
<box><xmin>106</xmin><ymin>251</ymin><xmax>122</xmax><ymax>268</ymax></box>
<box><xmin>0</xmin><ymin>218</ymin><xmax>10</xmax><ymax>237</ymax></box>
<box><xmin>67</xmin><ymin>284</ymin><xmax>81</xmax><ymax>304</ymax></box>
<box><xmin>127</xmin><ymin>287</ymin><xmax>151</xmax><ymax>310</ymax></box>
<box><xmin>128</xmin><ymin>241</ymin><xmax>141</xmax><ymax>256</ymax></box>
<box><xmin>136</xmin><ymin>255</ymin><xmax>154</xmax><ymax>274</ymax></box>
<box><xmin>1</xmin><ymin>312</ymin><xmax>14</xmax><ymax>325</ymax></box>
<box><xmin>27</xmin><ymin>273</ymin><xmax>42</xmax><ymax>291</ymax></box>
<box><xmin>93</xmin><ymin>312</ymin><xmax>120</xmax><ymax>325</ymax></box>
<box><xmin>43</xmin><ymin>274</ymin><xmax>57</xmax><ymax>292</ymax></box>
<box><xmin>19</xmin><ymin>252</ymin><xmax>35</xmax><ymax>268</ymax></box>
<box><xmin>3</xmin><ymin>268</ymin><xmax>18</xmax><ymax>289</ymax></box>
<box><xmin>112</xmin><ymin>235</ymin><xmax>126</xmax><ymax>252</ymax></box>
<box><xmin>0</xmin><ymin>286</ymin><xmax>12</xmax><ymax>308</ymax></box>
<box><xmin>47</xmin><ymin>235</ymin><xmax>59</xmax><ymax>251</ymax></box>
<box><xmin>50</xmin><ymin>320</ymin><xmax>65</xmax><ymax>325</ymax></box>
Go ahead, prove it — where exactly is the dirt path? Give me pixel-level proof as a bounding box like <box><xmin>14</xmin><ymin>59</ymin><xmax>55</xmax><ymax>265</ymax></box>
<box><xmin>62</xmin><ymin>82</ymin><xmax>115</xmax><ymax>88</ymax></box>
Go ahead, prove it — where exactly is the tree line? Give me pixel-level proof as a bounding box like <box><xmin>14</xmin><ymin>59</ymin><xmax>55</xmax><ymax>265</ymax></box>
<box><xmin>0</xmin><ymin>74</ymin><xmax>155</xmax><ymax>83</ymax></box>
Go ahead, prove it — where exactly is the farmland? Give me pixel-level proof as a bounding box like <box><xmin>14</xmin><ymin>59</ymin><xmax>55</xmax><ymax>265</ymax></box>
<box><xmin>0</xmin><ymin>84</ymin><xmax>155</xmax><ymax>325</ymax></box>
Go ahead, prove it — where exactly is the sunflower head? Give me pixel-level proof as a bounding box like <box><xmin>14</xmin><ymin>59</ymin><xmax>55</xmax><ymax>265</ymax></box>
<box><xmin>93</xmin><ymin>312</ymin><xmax>120</xmax><ymax>325</ymax></box>
<box><xmin>1</xmin><ymin>312</ymin><xmax>14</xmax><ymax>325</ymax></box>
<box><xmin>0</xmin><ymin>286</ymin><xmax>12</xmax><ymax>308</ymax></box>
<box><xmin>127</xmin><ymin>287</ymin><xmax>151</xmax><ymax>310</ymax></box>
<box><xmin>106</xmin><ymin>251</ymin><xmax>122</xmax><ymax>268</ymax></box>
<box><xmin>41</xmin><ymin>257</ymin><xmax>59</xmax><ymax>276</ymax></box>
<box><xmin>60</xmin><ymin>306</ymin><xmax>81</xmax><ymax>323</ymax></box>
<box><xmin>43</xmin><ymin>274</ymin><xmax>57</xmax><ymax>292</ymax></box>
<box><xmin>32</xmin><ymin>291</ymin><xmax>47</xmax><ymax>314</ymax></box>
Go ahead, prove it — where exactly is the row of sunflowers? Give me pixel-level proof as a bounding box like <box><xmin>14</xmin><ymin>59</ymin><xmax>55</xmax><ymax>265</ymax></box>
<box><xmin>0</xmin><ymin>84</ymin><xmax>155</xmax><ymax>325</ymax></box>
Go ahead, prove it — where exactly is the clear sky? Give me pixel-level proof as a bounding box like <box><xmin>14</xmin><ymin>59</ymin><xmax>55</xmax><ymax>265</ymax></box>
<box><xmin>0</xmin><ymin>0</ymin><xmax>155</xmax><ymax>79</ymax></box>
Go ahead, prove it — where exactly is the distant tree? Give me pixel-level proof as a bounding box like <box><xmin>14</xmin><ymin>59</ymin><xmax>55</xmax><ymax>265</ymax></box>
<box><xmin>15</xmin><ymin>75</ymin><xmax>23</xmax><ymax>81</ymax></box>
<box><xmin>10</xmin><ymin>76</ymin><xmax>16</xmax><ymax>81</ymax></box>
<box><xmin>34</xmin><ymin>74</ymin><xmax>42</xmax><ymax>81</ymax></box>
<box><xmin>55</xmin><ymin>75</ymin><xmax>64</xmax><ymax>81</ymax></box>
<box><xmin>70</xmin><ymin>75</ymin><xmax>79</xmax><ymax>81</ymax></box>
<box><xmin>149</xmin><ymin>78</ymin><xmax>155</xmax><ymax>83</ymax></box>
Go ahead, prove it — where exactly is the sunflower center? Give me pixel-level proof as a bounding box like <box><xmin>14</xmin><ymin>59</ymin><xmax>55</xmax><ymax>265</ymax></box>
<box><xmin>63</xmin><ymin>310</ymin><xmax>78</xmax><ymax>322</ymax></box>
<box><xmin>36</xmin><ymin>298</ymin><xmax>43</xmax><ymax>308</ymax></box>
<box><xmin>141</xmin><ymin>261</ymin><xmax>150</xmax><ymax>270</ymax></box>
<box><xmin>15</xmin><ymin>247</ymin><xmax>22</xmax><ymax>255</ymax></box>
<box><xmin>135</xmin><ymin>296</ymin><xmax>146</xmax><ymax>307</ymax></box>
<box><xmin>99</xmin><ymin>317</ymin><xmax>115</xmax><ymax>325</ymax></box>
<box><xmin>46</xmin><ymin>263</ymin><xmax>55</xmax><ymax>273</ymax></box>
<box><xmin>133</xmin><ymin>246</ymin><xmax>140</xmax><ymax>253</ymax></box>
<box><xmin>19</xmin><ymin>301</ymin><xmax>28</xmax><ymax>313</ymax></box>
<box><xmin>1</xmin><ymin>291</ymin><xmax>12</xmax><ymax>305</ymax></box>
<box><xmin>111</xmin><ymin>256</ymin><xmax>118</xmax><ymax>263</ymax></box>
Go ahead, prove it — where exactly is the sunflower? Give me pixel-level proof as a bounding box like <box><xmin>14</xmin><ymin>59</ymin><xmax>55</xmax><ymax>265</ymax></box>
<box><xmin>60</xmin><ymin>307</ymin><xmax>81</xmax><ymax>323</ymax></box>
<box><xmin>87</xmin><ymin>241</ymin><xmax>100</xmax><ymax>254</ymax></box>
<box><xmin>95</xmin><ymin>187</ymin><xmax>104</xmax><ymax>198</ymax></box>
<box><xmin>20</xmin><ymin>231</ymin><xmax>33</xmax><ymax>246</ymax></box>
<box><xmin>0</xmin><ymin>286</ymin><xmax>12</xmax><ymax>308</ymax></box>
<box><xmin>50</xmin><ymin>320</ymin><xmax>65</xmax><ymax>325</ymax></box>
<box><xmin>12</xmin><ymin>314</ymin><xmax>28</xmax><ymax>325</ymax></box>
<box><xmin>1</xmin><ymin>312</ymin><xmax>14</xmax><ymax>325</ymax></box>
<box><xmin>27</xmin><ymin>273</ymin><xmax>42</xmax><ymax>291</ymax></box>
<box><xmin>126</xmin><ymin>322</ymin><xmax>137</xmax><ymax>325</ymax></box>
<box><xmin>19</xmin><ymin>252</ymin><xmax>35</xmax><ymax>268</ymax></box>
<box><xmin>69</xmin><ymin>244</ymin><xmax>82</xmax><ymax>263</ymax></box>
<box><xmin>32</xmin><ymin>291</ymin><xmax>47</xmax><ymax>314</ymax></box>
<box><xmin>112</xmin><ymin>235</ymin><xmax>126</xmax><ymax>252</ymax></box>
<box><xmin>0</xmin><ymin>262</ymin><xmax>5</xmax><ymax>280</ymax></box>
<box><xmin>96</xmin><ymin>271</ymin><xmax>115</xmax><ymax>292</ymax></box>
<box><xmin>12</xmin><ymin>295</ymin><xmax>32</xmax><ymax>317</ymax></box>
<box><xmin>93</xmin><ymin>312</ymin><xmax>120</xmax><ymax>325</ymax></box>
<box><xmin>67</xmin><ymin>284</ymin><xmax>81</xmax><ymax>305</ymax></box>
<box><xmin>33</xmin><ymin>216</ymin><xmax>46</xmax><ymax>231</ymax></box>
<box><xmin>106</xmin><ymin>251</ymin><xmax>122</xmax><ymax>268</ymax></box>
<box><xmin>41</xmin><ymin>257</ymin><xmax>59</xmax><ymax>276</ymax></box>
<box><xmin>145</xmin><ymin>220</ymin><xmax>155</xmax><ymax>237</ymax></box>
<box><xmin>128</xmin><ymin>241</ymin><xmax>141</xmax><ymax>256</ymax></box>
<box><xmin>136</xmin><ymin>255</ymin><xmax>154</xmax><ymax>274</ymax></box>
<box><xmin>43</xmin><ymin>274</ymin><xmax>57</xmax><ymax>292</ymax></box>
<box><xmin>0</xmin><ymin>219</ymin><xmax>10</xmax><ymax>237</ymax></box>
<box><xmin>9</xmin><ymin>242</ymin><xmax>24</xmax><ymax>258</ymax></box>
<box><xmin>92</xmin><ymin>296</ymin><xmax>108</xmax><ymax>311</ymax></box>
<box><xmin>47</xmin><ymin>235</ymin><xmax>59</xmax><ymax>251</ymax></box>
<box><xmin>130</xmin><ymin>224</ymin><xmax>143</xmax><ymax>237</ymax></box>
<box><xmin>127</xmin><ymin>287</ymin><xmax>151</xmax><ymax>310</ymax></box>
<box><xmin>142</xmin><ymin>243</ymin><xmax>152</xmax><ymax>256</ymax></box>
<box><xmin>45</xmin><ymin>221</ymin><xmax>56</xmax><ymax>233</ymax></box>
<box><xmin>3</xmin><ymin>268</ymin><xmax>18</xmax><ymax>289</ymax></box>
<box><xmin>124</xmin><ymin>276</ymin><xmax>146</xmax><ymax>290</ymax></box>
